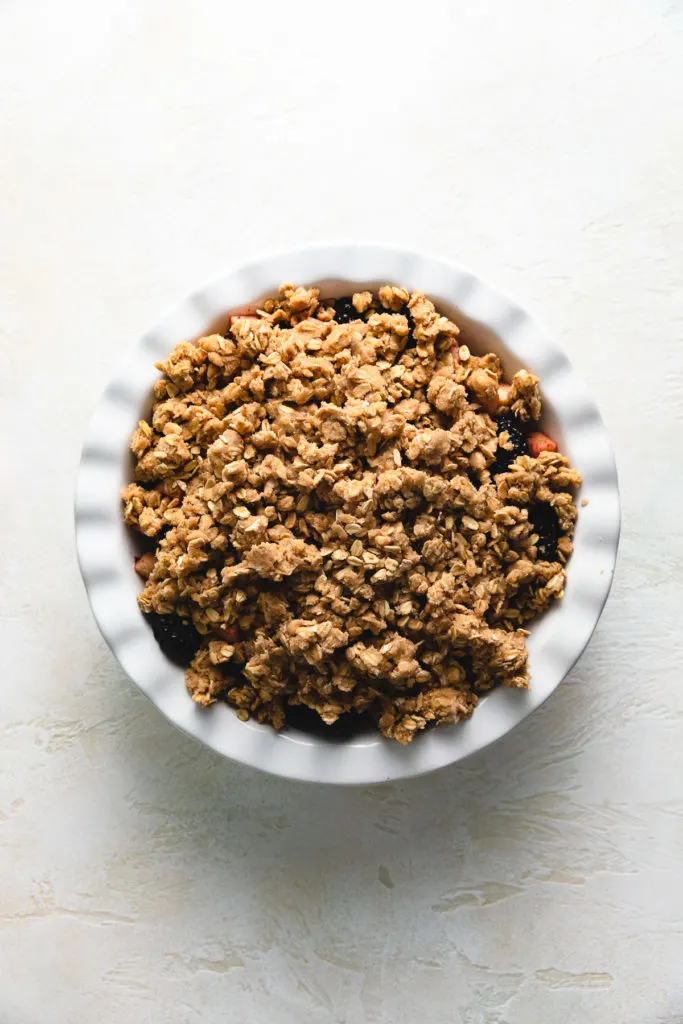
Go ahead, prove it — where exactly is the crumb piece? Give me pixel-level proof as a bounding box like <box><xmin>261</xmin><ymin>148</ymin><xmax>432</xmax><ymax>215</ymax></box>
<box><xmin>378</xmin><ymin>285</ymin><xmax>410</xmax><ymax>311</ymax></box>
<box><xmin>352</xmin><ymin>291</ymin><xmax>373</xmax><ymax>313</ymax></box>
<box><xmin>509</xmin><ymin>370</ymin><xmax>542</xmax><ymax>422</ymax></box>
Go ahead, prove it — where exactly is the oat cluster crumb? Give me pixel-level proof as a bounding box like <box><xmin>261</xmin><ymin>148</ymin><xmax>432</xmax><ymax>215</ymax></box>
<box><xmin>122</xmin><ymin>284</ymin><xmax>582</xmax><ymax>743</ymax></box>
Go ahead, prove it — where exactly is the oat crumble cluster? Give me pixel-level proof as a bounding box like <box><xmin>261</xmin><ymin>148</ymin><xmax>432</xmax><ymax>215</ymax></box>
<box><xmin>122</xmin><ymin>284</ymin><xmax>581</xmax><ymax>744</ymax></box>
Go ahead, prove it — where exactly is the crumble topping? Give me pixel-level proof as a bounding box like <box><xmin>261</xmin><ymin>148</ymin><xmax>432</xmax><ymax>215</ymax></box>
<box><xmin>122</xmin><ymin>284</ymin><xmax>581</xmax><ymax>743</ymax></box>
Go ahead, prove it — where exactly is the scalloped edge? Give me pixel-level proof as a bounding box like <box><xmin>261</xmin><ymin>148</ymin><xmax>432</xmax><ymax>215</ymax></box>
<box><xmin>75</xmin><ymin>245</ymin><xmax>620</xmax><ymax>784</ymax></box>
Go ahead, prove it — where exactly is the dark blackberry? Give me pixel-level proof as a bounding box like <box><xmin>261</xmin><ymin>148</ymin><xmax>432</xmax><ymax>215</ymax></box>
<box><xmin>491</xmin><ymin>413</ymin><xmax>528</xmax><ymax>475</ymax></box>
<box><xmin>145</xmin><ymin>613</ymin><xmax>202</xmax><ymax>666</ymax></box>
<box><xmin>333</xmin><ymin>296</ymin><xmax>360</xmax><ymax>324</ymax></box>
<box><xmin>527</xmin><ymin>502</ymin><xmax>561</xmax><ymax>561</ymax></box>
<box><xmin>284</xmin><ymin>703</ymin><xmax>375</xmax><ymax>741</ymax></box>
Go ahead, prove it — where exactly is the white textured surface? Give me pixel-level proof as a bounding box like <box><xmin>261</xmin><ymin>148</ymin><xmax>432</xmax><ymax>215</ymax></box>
<box><xmin>1</xmin><ymin>0</ymin><xmax>682</xmax><ymax>1020</ymax></box>
<box><xmin>75</xmin><ymin>244</ymin><xmax>620</xmax><ymax>784</ymax></box>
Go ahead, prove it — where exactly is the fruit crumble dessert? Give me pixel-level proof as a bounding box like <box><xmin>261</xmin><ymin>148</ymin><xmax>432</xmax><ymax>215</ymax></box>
<box><xmin>122</xmin><ymin>284</ymin><xmax>581</xmax><ymax>743</ymax></box>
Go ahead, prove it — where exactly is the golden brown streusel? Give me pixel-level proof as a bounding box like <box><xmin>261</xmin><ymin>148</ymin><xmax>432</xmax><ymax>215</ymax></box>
<box><xmin>123</xmin><ymin>284</ymin><xmax>581</xmax><ymax>743</ymax></box>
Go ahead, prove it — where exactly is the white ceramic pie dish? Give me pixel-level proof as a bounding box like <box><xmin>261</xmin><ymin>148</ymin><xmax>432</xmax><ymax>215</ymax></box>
<box><xmin>75</xmin><ymin>244</ymin><xmax>620</xmax><ymax>785</ymax></box>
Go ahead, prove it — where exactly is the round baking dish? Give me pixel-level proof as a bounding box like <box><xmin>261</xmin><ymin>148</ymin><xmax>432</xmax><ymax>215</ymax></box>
<box><xmin>75</xmin><ymin>245</ymin><xmax>620</xmax><ymax>784</ymax></box>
